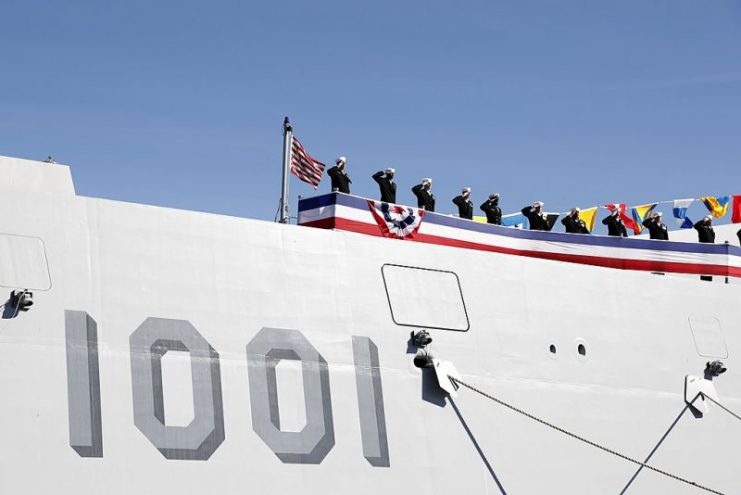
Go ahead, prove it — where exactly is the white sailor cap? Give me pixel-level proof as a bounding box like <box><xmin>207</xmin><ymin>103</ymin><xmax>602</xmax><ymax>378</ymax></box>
<box><xmin>422</xmin><ymin>178</ymin><xmax>432</xmax><ymax>185</ymax></box>
<box><xmin>462</xmin><ymin>187</ymin><xmax>471</xmax><ymax>193</ymax></box>
<box><xmin>489</xmin><ymin>193</ymin><xmax>500</xmax><ymax>199</ymax></box>
<box><xmin>533</xmin><ymin>201</ymin><xmax>544</xmax><ymax>207</ymax></box>
<box><xmin>571</xmin><ymin>207</ymin><xmax>580</xmax><ymax>213</ymax></box>
<box><xmin>705</xmin><ymin>215</ymin><xmax>713</xmax><ymax>221</ymax></box>
<box><xmin>655</xmin><ymin>211</ymin><xmax>663</xmax><ymax>217</ymax></box>
<box><xmin>385</xmin><ymin>167</ymin><xmax>395</xmax><ymax>174</ymax></box>
<box><xmin>335</xmin><ymin>156</ymin><xmax>347</xmax><ymax>164</ymax></box>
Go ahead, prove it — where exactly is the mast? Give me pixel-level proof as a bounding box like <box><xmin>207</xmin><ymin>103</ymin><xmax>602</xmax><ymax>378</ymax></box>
<box><xmin>279</xmin><ymin>117</ymin><xmax>292</xmax><ymax>224</ymax></box>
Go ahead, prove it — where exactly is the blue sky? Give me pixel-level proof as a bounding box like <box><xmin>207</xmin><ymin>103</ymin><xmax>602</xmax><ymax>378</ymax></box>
<box><xmin>1</xmin><ymin>0</ymin><xmax>740</xmax><ymax>232</ymax></box>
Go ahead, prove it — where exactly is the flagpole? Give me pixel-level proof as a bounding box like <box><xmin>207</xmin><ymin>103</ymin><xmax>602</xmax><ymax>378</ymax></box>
<box><xmin>279</xmin><ymin>117</ymin><xmax>292</xmax><ymax>224</ymax></box>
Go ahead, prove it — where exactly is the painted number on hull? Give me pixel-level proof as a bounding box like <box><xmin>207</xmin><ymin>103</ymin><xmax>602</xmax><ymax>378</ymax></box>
<box><xmin>64</xmin><ymin>312</ymin><xmax>390</xmax><ymax>466</ymax></box>
<box><xmin>130</xmin><ymin>318</ymin><xmax>225</xmax><ymax>460</ymax></box>
<box><xmin>65</xmin><ymin>310</ymin><xmax>103</xmax><ymax>457</ymax></box>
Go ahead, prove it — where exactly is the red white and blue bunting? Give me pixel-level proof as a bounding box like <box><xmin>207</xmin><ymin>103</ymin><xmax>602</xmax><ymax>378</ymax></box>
<box><xmin>298</xmin><ymin>193</ymin><xmax>741</xmax><ymax>279</ymax></box>
<box><xmin>367</xmin><ymin>200</ymin><xmax>425</xmax><ymax>239</ymax></box>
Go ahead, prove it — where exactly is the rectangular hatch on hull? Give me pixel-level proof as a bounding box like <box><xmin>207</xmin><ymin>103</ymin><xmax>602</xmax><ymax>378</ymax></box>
<box><xmin>381</xmin><ymin>264</ymin><xmax>469</xmax><ymax>331</ymax></box>
<box><xmin>0</xmin><ymin>233</ymin><xmax>51</xmax><ymax>290</ymax></box>
<box><xmin>688</xmin><ymin>315</ymin><xmax>728</xmax><ymax>359</ymax></box>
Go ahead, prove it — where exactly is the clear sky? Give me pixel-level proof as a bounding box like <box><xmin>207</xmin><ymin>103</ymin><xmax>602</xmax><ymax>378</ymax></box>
<box><xmin>1</xmin><ymin>0</ymin><xmax>740</xmax><ymax>232</ymax></box>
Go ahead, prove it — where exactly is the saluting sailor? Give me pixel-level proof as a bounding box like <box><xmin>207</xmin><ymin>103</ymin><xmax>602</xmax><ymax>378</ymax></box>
<box><xmin>480</xmin><ymin>193</ymin><xmax>502</xmax><ymax>225</ymax></box>
<box><xmin>642</xmin><ymin>212</ymin><xmax>669</xmax><ymax>240</ymax></box>
<box><xmin>452</xmin><ymin>187</ymin><xmax>474</xmax><ymax>220</ymax></box>
<box><xmin>521</xmin><ymin>201</ymin><xmax>549</xmax><ymax>231</ymax></box>
<box><xmin>411</xmin><ymin>178</ymin><xmax>435</xmax><ymax>212</ymax></box>
<box><xmin>561</xmin><ymin>207</ymin><xmax>589</xmax><ymax>234</ymax></box>
<box><xmin>602</xmin><ymin>209</ymin><xmax>628</xmax><ymax>237</ymax></box>
<box><xmin>372</xmin><ymin>168</ymin><xmax>397</xmax><ymax>203</ymax></box>
<box><xmin>326</xmin><ymin>156</ymin><xmax>352</xmax><ymax>194</ymax></box>
<box><xmin>694</xmin><ymin>216</ymin><xmax>715</xmax><ymax>244</ymax></box>
<box><xmin>694</xmin><ymin>215</ymin><xmax>715</xmax><ymax>281</ymax></box>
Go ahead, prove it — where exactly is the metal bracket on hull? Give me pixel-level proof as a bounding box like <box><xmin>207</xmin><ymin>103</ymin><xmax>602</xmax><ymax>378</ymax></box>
<box><xmin>408</xmin><ymin>329</ymin><xmax>461</xmax><ymax>398</ymax></box>
<box><xmin>685</xmin><ymin>375</ymin><xmax>719</xmax><ymax>416</ymax></box>
<box><xmin>432</xmin><ymin>358</ymin><xmax>461</xmax><ymax>398</ymax></box>
<box><xmin>2</xmin><ymin>289</ymin><xmax>33</xmax><ymax>319</ymax></box>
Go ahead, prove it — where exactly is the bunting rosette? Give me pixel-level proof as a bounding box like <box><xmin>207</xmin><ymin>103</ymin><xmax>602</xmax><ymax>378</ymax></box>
<box><xmin>367</xmin><ymin>200</ymin><xmax>425</xmax><ymax>239</ymax></box>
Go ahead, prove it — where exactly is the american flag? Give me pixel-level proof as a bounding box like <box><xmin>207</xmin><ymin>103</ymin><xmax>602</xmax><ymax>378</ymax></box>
<box><xmin>290</xmin><ymin>136</ymin><xmax>325</xmax><ymax>189</ymax></box>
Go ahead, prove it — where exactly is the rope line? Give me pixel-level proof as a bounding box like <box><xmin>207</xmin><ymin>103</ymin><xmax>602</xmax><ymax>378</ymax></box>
<box><xmin>702</xmin><ymin>394</ymin><xmax>741</xmax><ymax>422</ymax></box>
<box><xmin>451</xmin><ymin>377</ymin><xmax>724</xmax><ymax>495</ymax></box>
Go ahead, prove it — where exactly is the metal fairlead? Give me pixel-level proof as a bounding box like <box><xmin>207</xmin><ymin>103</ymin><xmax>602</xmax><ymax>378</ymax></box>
<box><xmin>410</xmin><ymin>330</ymin><xmax>434</xmax><ymax>369</ymax></box>
<box><xmin>10</xmin><ymin>290</ymin><xmax>33</xmax><ymax>313</ymax></box>
<box><xmin>705</xmin><ymin>360</ymin><xmax>727</xmax><ymax>379</ymax></box>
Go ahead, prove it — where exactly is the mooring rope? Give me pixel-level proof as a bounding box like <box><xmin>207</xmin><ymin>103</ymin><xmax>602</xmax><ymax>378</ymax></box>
<box><xmin>451</xmin><ymin>377</ymin><xmax>725</xmax><ymax>495</ymax></box>
<box><xmin>702</xmin><ymin>394</ymin><xmax>741</xmax><ymax>423</ymax></box>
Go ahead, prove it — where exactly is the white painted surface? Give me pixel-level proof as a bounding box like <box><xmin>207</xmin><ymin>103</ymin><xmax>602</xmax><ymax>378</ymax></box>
<box><xmin>275</xmin><ymin>359</ymin><xmax>307</xmax><ymax>432</ymax></box>
<box><xmin>688</xmin><ymin>315</ymin><xmax>728</xmax><ymax>359</ymax></box>
<box><xmin>0</xmin><ymin>155</ymin><xmax>74</xmax><ymax>195</ymax></box>
<box><xmin>0</xmin><ymin>233</ymin><xmax>51</xmax><ymax>290</ymax></box>
<box><xmin>161</xmin><ymin>351</ymin><xmax>195</xmax><ymax>426</ymax></box>
<box><xmin>0</xmin><ymin>155</ymin><xmax>739</xmax><ymax>494</ymax></box>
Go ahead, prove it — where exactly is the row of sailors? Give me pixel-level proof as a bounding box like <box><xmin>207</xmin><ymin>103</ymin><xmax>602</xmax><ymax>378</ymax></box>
<box><xmin>327</xmin><ymin>160</ymin><xmax>502</xmax><ymax>221</ymax></box>
<box><xmin>518</xmin><ymin>201</ymin><xmax>730</xmax><ymax>245</ymax></box>
<box><xmin>326</xmin><ymin>158</ymin><xmax>741</xmax><ymax>245</ymax></box>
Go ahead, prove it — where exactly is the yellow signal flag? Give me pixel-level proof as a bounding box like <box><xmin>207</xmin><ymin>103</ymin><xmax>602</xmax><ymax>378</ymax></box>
<box><xmin>701</xmin><ymin>196</ymin><xmax>730</xmax><ymax>218</ymax></box>
<box><xmin>578</xmin><ymin>207</ymin><xmax>598</xmax><ymax>232</ymax></box>
<box><xmin>630</xmin><ymin>203</ymin><xmax>658</xmax><ymax>233</ymax></box>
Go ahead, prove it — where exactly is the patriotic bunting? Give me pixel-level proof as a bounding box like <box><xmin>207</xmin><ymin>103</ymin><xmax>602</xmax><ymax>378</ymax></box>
<box><xmin>367</xmin><ymin>200</ymin><xmax>424</xmax><ymax>239</ymax></box>
<box><xmin>701</xmin><ymin>196</ymin><xmax>730</xmax><ymax>218</ymax></box>
<box><xmin>299</xmin><ymin>193</ymin><xmax>741</xmax><ymax>279</ymax></box>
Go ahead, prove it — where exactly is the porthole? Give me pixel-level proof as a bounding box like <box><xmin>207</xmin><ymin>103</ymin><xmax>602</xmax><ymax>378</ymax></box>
<box><xmin>574</xmin><ymin>338</ymin><xmax>589</xmax><ymax>362</ymax></box>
